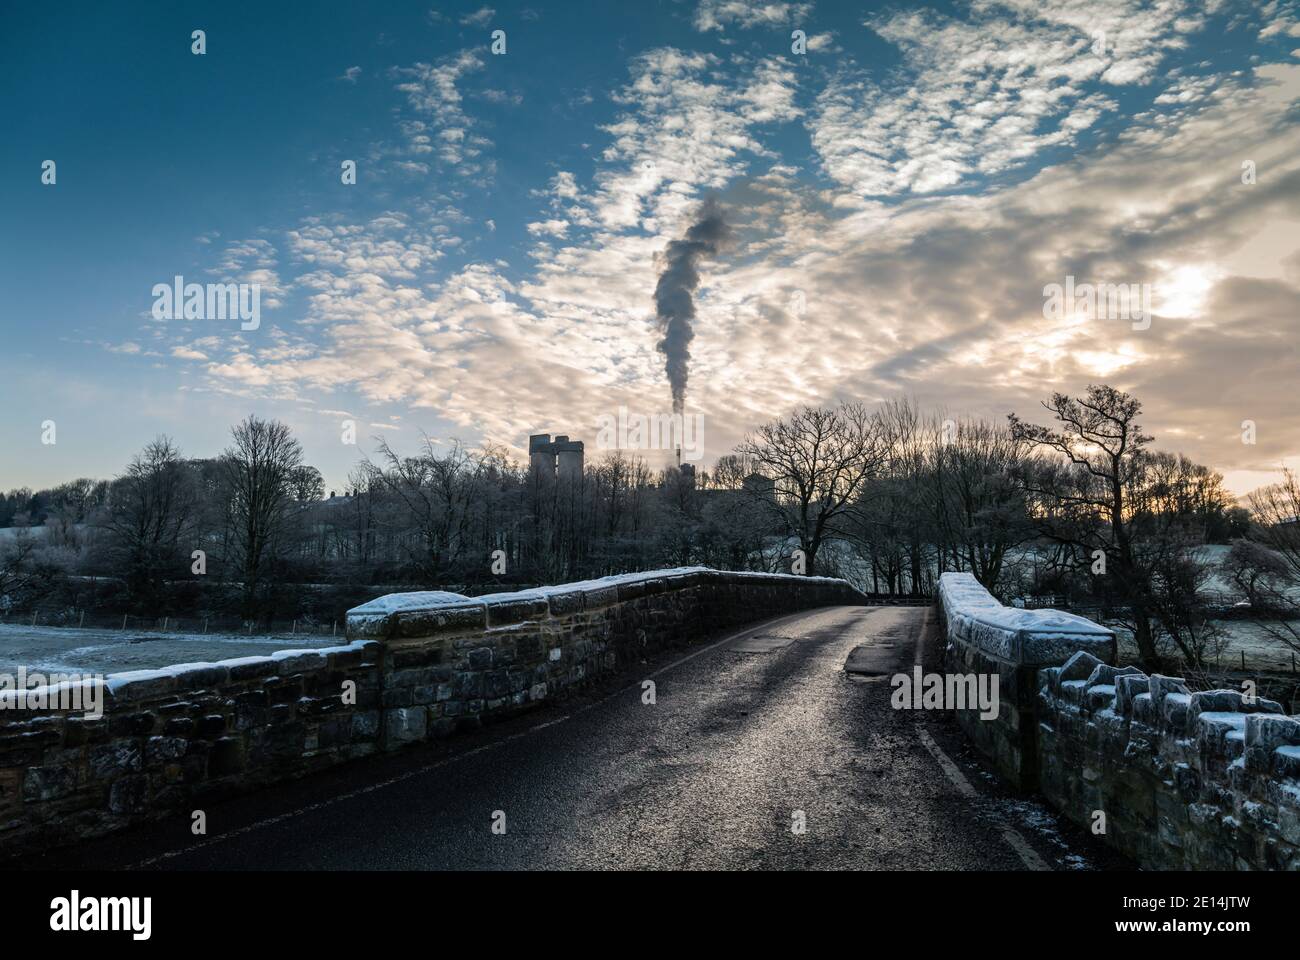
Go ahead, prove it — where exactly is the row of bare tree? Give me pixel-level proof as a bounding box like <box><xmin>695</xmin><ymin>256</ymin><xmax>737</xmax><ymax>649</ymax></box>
<box><xmin>728</xmin><ymin>386</ymin><xmax>1255</xmax><ymax>671</ymax></box>
<box><xmin>7</xmin><ymin>385</ymin><xmax>1293</xmax><ymax>676</ymax></box>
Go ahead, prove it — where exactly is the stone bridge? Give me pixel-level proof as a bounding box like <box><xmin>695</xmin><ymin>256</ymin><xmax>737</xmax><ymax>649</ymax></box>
<box><xmin>938</xmin><ymin>572</ymin><xmax>1300</xmax><ymax>870</ymax></box>
<box><xmin>2</xmin><ymin>567</ymin><xmax>1297</xmax><ymax>870</ymax></box>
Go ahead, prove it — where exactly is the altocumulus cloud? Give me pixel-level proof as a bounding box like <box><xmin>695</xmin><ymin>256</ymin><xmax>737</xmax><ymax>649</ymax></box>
<box><xmin>156</xmin><ymin>3</ymin><xmax>1300</xmax><ymax>494</ymax></box>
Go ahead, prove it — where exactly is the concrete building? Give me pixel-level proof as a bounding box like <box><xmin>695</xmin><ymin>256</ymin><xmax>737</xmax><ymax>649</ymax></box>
<box><xmin>529</xmin><ymin>433</ymin><xmax>585</xmax><ymax>481</ymax></box>
<box><xmin>742</xmin><ymin>472</ymin><xmax>776</xmax><ymax>501</ymax></box>
<box><xmin>528</xmin><ymin>434</ymin><xmax>554</xmax><ymax>478</ymax></box>
<box><xmin>555</xmin><ymin>436</ymin><xmax>584</xmax><ymax>482</ymax></box>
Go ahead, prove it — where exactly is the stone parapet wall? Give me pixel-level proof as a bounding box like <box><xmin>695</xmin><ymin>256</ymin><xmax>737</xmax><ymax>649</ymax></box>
<box><xmin>0</xmin><ymin>567</ymin><xmax>864</xmax><ymax>856</ymax></box>
<box><xmin>0</xmin><ymin>641</ymin><xmax>381</xmax><ymax>855</ymax></box>
<box><xmin>938</xmin><ymin>572</ymin><xmax>1300</xmax><ymax>870</ymax></box>
<box><xmin>1037</xmin><ymin>651</ymin><xmax>1300</xmax><ymax>870</ymax></box>
<box><xmin>938</xmin><ymin>572</ymin><xmax>1115</xmax><ymax>790</ymax></box>
<box><xmin>348</xmin><ymin>567</ymin><xmax>867</xmax><ymax>748</ymax></box>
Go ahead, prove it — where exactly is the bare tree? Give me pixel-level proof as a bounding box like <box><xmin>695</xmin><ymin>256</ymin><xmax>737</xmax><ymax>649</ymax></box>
<box><xmin>1222</xmin><ymin>539</ymin><xmax>1291</xmax><ymax>609</ymax></box>
<box><xmin>288</xmin><ymin>465</ymin><xmax>325</xmax><ymax>503</ymax></box>
<box><xmin>922</xmin><ymin>414</ymin><xmax>1030</xmax><ymax>589</ymax></box>
<box><xmin>1010</xmin><ymin>386</ymin><xmax>1160</xmax><ymax>662</ymax></box>
<box><xmin>340</xmin><ymin>464</ymin><xmax>382</xmax><ymax>566</ymax></box>
<box><xmin>1011</xmin><ymin>386</ymin><xmax>1233</xmax><ymax>669</ymax></box>
<box><xmin>0</xmin><ymin>531</ymin><xmax>60</xmax><ymax>611</ymax></box>
<box><xmin>371</xmin><ymin>436</ymin><xmax>500</xmax><ymax>581</ymax></box>
<box><xmin>101</xmin><ymin>436</ymin><xmax>197</xmax><ymax>605</ymax></box>
<box><xmin>221</xmin><ymin>416</ymin><xmax>304</xmax><ymax>618</ymax></box>
<box><xmin>1247</xmin><ymin>470</ymin><xmax>1300</xmax><ymax>578</ymax></box>
<box><xmin>1221</xmin><ymin>537</ymin><xmax>1300</xmax><ymax>657</ymax></box>
<box><xmin>737</xmin><ymin>402</ymin><xmax>894</xmax><ymax>576</ymax></box>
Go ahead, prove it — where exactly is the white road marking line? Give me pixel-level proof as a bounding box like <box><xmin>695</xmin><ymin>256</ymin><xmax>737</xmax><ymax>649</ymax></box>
<box><xmin>127</xmin><ymin>607</ymin><xmax>833</xmax><ymax>870</ymax></box>
<box><xmin>915</xmin><ymin>725</ymin><xmax>1049</xmax><ymax>871</ymax></box>
<box><xmin>911</xmin><ymin>608</ymin><xmax>1050</xmax><ymax>873</ymax></box>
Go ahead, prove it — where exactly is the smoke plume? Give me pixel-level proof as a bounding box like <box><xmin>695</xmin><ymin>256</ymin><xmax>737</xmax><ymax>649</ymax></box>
<box><xmin>653</xmin><ymin>198</ymin><xmax>728</xmax><ymax>414</ymax></box>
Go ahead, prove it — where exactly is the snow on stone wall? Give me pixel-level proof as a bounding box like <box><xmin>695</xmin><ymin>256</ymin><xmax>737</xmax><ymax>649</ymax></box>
<box><xmin>1037</xmin><ymin>650</ymin><xmax>1300</xmax><ymax>869</ymax></box>
<box><xmin>938</xmin><ymin>572</ymin><xmax>1116</xmax><ymax>791</ymax></box>
<box><xmin>0</xmin><ymin>639</ymin><xmax>383</xmax><ymax>855</ymax></box>
<box><xmin>937</xmin><ymin>572</ymin><xmax>1114</xmax><ymax>665</ymax></box>
<box><xmin>938</xmin><ymin>573</ymin><xmax>1300</xmax><ymax>868</ymax></box>
<box><xmin>349</xmin><ymin>567</ymin><xmax>867</xmax><ymax>747</ymax></box>
<box><xmin>348</xmin><ymin>566</ymin><xmax>853</xmax><ymax>638</ymax></box>
<box><xmin>0</xmin><ymin>567</ymin><xmax>865</xmax><ymax>856</ymax></box>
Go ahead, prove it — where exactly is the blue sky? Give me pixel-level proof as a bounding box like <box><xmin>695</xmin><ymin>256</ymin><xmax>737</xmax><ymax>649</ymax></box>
<box><xmin>3</xmin><ymin>0</ymin><xmax>1299</xmax><ymax>496</ymax></box>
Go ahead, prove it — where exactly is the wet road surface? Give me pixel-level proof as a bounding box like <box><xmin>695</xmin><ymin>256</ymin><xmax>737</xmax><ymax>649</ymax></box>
<box><xmin>29</xmin><ymin>605</ymin><xmax>1124</xmax><ymax>870</ymax></box>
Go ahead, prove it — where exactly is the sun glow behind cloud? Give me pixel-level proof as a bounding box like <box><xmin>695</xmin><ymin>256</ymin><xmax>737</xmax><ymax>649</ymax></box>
<box><xmin>1154</xmin><ymin>262</ymin><xmax>1224</xmax><ymax>319</ymax></box>
<box><xmin>177</xmin><ymin>36</ymin><xmax>1300</xmax><ymax>494</ymax></box>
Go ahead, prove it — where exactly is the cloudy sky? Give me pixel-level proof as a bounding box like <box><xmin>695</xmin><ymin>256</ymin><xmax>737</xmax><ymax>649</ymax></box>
<box><xmin>4</xmin><ymin>0</ymin><xmax>1299</xmax><ymax>497</ymax></box>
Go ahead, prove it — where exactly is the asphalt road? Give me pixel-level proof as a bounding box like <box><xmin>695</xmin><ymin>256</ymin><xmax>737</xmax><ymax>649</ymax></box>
<box><xmin>31</xmin><ymin>605</ymin><xmax>1126</xmax><ymax>870</ymax></box>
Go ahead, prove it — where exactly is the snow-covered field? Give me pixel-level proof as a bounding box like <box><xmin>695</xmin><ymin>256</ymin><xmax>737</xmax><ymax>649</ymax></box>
<box><xmin>0</xmin><ymin>525</ymin><xmax>55</xmax><ymax>542</ymax></box>
<box><xmin>1110</xmin><ymin>618</ymin><xmax>1299</xmax><ymax>673</ymax></box>
<box><xmin>1191</xmin><ymin>543</ymin><xmax>1300</xmax><ymax>600</ymax></box>
<box><xmin>0</xmin><ymin>623</ymin><xmax>340</xmax><ymax>675</ymax></box>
